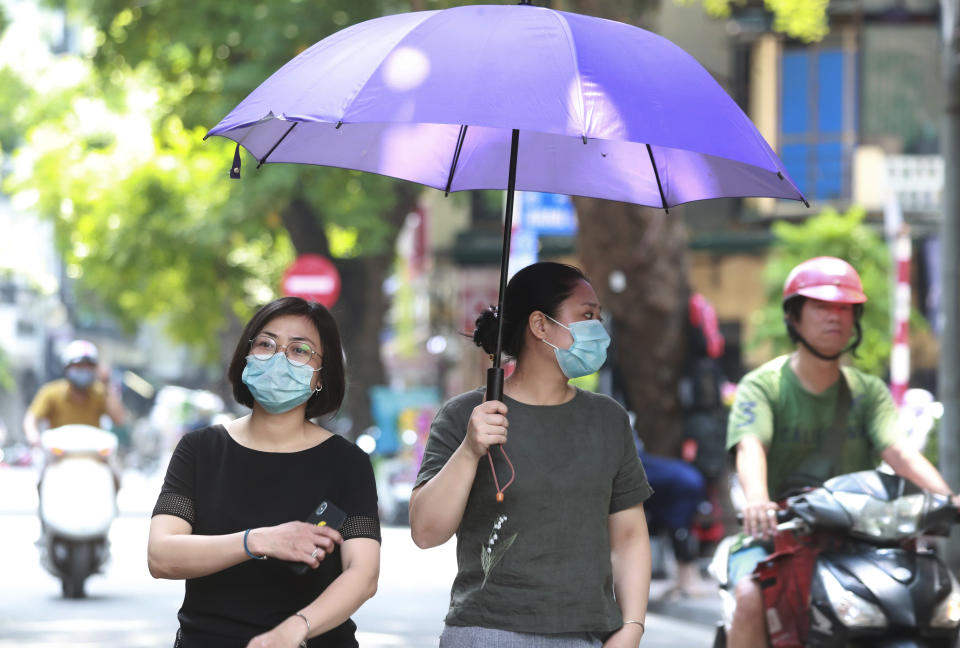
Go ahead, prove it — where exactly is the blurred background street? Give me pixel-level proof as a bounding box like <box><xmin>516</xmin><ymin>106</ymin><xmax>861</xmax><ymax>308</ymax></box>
<box><xmin>0</xmin><ymin>464</ymin><xmax>720</xmax><ymax>647</ymax></box>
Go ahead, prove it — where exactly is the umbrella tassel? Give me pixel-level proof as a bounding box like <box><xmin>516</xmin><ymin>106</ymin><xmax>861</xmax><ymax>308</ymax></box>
<box><xmin>257</xmin><ymin>123</ymin><xmax>298</xmax><ymax>169</ymax></box>
<box><xmin>487</xmin><ymin>447</ymin><xmax>516</xmax><ymax>503</ymax></box>
<box><xmin>230</xmin><ymin>144</ymin><xmax>242</xmax><ymax>179</ymax></box>
<box><xmin>444</xmin><ymin>125</ymin><xmax>469</xmax><ymax>197</ymax></box>
<box><xmin>645</xmin><ymin>144</ymin><xmax>669</xmax><ymax>213</ymax></box>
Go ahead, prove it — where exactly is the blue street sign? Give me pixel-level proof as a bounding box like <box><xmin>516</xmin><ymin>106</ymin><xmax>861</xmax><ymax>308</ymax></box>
<box><xmin>518</xmin><ymin>192</ymin><xmax>578</xmax><ymax>235</ymax></box>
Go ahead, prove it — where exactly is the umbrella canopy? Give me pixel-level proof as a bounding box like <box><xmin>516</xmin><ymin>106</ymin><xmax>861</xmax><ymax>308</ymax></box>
<box><xmin>207</xmin><ymin>4</ymin><xmax>804</xmax><ymax>208</ymax></box>
<box><xmin>207</xmin><ymin>2</ymin><xmax>807</xmax><ymax>411</ymax></box>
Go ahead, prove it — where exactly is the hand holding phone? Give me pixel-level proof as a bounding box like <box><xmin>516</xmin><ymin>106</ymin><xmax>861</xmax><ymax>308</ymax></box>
<box><xmin>287</xmin><ymin>500</ymin><xmax>346</xmax><ymax>575</ymax></box>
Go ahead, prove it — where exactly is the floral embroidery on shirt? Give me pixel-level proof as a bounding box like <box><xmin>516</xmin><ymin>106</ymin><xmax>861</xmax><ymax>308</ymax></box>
<box><xmin>480</xmin><ymin>514</ymin><xmax>517</xmax><ymax>588</ymax></box>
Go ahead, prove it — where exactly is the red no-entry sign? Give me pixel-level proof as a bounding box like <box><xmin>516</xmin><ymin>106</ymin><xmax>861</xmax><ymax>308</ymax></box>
<box><xmin>282</xmin><ymin>254</ymin><xmax>341</xmax><ymax>308</ymax></box>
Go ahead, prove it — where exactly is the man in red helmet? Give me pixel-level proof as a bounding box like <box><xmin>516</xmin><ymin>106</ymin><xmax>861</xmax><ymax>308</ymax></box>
<box><xmin>724</xmin><ymin>256</ymin><xmax>960</xmax><ymax>648</ymax></box>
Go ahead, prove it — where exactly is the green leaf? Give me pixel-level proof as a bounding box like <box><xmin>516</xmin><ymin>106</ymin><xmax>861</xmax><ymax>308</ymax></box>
<box><xmin>480</xmin><ymin>531</ymin><xmax>518</xmax><ymax>589</ymax></box>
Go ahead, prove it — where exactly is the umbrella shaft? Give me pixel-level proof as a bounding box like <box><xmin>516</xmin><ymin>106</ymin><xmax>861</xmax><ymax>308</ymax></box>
<box><xmin>492</xmin><ymin>129</ymin><xmax>521</xmax><ymax>372</ymax></box>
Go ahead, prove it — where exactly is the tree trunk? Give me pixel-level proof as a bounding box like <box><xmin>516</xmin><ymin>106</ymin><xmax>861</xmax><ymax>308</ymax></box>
<box><xmin>565</xmin><ymin>1</ymin><xmax>689</xmax><ymax>458</ymax></box>
<box><xmin>574</xmin><ymin>199</ymin><xmax>690</xmax><ymax>456</ymax></box>
<box><xmin>281</xmin><ymin>184</ymin><xmax>420</xmax><ymax>440</ymax></box>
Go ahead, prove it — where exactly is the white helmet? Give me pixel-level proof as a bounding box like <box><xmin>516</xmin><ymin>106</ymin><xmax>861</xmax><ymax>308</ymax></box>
<box><xmin>61</xmin><ymin>339</ymin><xmax>99</xmax><ymax>367</ymax></box>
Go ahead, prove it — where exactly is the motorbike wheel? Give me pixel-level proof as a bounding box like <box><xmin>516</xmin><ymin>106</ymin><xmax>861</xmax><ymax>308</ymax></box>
<box><xmin>61</xmin><ymin>543</ymin><xmax>92</xmax><ymax>599</ymax></box>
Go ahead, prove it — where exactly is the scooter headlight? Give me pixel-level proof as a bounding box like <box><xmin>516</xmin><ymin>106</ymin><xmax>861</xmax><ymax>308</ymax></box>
<box><xmin>820</xmin><ymin>565</ymin><xmax>888</xmax><ymax>628</ymax></box>
<box><xmin>833</xmin><ymin>492</ymin><xmax>926</xmax><ymax>541</ymax></box>
<box><xmin>931</xmin><ymin>570</ymin><xmax>960</xmax><ymax>628</ymax></box>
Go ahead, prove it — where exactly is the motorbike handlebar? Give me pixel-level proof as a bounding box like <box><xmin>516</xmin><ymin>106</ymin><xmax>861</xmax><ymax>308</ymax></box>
<box><xmin>735</xmin><ymin>509</ymin><xmax>794</xmax><ymax>526</ymax></box>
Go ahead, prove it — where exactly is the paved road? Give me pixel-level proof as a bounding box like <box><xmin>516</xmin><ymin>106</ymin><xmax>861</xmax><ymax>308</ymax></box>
<box><xmin>0</xmin><ymin>465</ymin><xmax>717</xmax><ymax>647</ymax></box>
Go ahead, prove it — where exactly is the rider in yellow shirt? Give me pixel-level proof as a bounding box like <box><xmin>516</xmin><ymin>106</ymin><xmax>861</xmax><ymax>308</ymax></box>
<box><xmin>23</xmin><ymin>340</ymin><xmax>126</xmax><ymax>444</ymax></box>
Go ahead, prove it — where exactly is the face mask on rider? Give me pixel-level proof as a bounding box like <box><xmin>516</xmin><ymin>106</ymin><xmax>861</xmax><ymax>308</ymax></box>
<box><xmin>241</xmin><ymin>352</ymin><xmax>321</xmax><ymax>414</ymax></box>
<box><xmin>65</xmin><ymin>367</ymin><xmax>96</xmax><ymax>389</ymax></box>
<box><xmin>542</xmin><ymin>315</ymin><xmax>610</xmax><ymax>379</ymax></box>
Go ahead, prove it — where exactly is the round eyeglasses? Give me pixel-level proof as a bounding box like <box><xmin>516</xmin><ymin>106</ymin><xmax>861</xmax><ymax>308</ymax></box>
<box><xmin>249</xmin><ymin>335</ymin><xmax>321</xmax><ymax>367</ymax></box>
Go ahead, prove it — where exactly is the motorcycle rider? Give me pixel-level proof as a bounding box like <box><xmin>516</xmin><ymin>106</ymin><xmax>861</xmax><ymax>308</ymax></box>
<box><xmin>23</xmin><ymin>339</ymin><xmax>126</xmax><ymax>446</ymax></box>
<box><xmin>725</xmin><ymin>256</ymin><xmax>960</xmax><ymax>648</ymax></box>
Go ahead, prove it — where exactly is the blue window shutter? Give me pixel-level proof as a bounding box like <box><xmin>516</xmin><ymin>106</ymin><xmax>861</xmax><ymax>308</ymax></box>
<box><xmin>816</xmin><ymin>141</ymin><xmax>844</xmax><ymax>199</ymax></box>
<box><xmin>780</xmin><ymin>46</ymin><xmax>856</xmax><ymax>202</ymax></box>
<box><xmin>818</xmin><ymin>51</ymin><xmax>844</xmax><ymax>133</ymax></box>
<box><xmin>782</xmin><ymin>52</ymin><xmax>809</xmax><ymax>135</ymax></box>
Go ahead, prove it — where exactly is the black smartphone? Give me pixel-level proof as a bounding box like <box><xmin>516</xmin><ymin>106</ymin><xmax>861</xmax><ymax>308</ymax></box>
<box><xmin>305</xmin><ymin>500</ymin><xmax>347</xmax><ymax>529</ymax></box>
<box><xmin>286</xmin><ymin>500</ymin><xmax>347</xmax><ymax>575</ymax></box>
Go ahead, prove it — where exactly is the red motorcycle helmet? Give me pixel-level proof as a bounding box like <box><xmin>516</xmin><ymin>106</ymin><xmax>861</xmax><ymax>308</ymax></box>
<box><xmin>782</xmin><ymin>256</ymin><xmax>867</xmax><ymax>306</ymax></box>
<box><xmin>782</xmin><ymin>257</ymin><xmax>866</xmax><ymax>359</ymax></box>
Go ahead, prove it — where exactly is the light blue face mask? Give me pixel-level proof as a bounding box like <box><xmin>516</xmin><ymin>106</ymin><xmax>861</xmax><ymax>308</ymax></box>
<box><xmin>542</xmin><ymin>315</ymin><xmax>611</xmax><ymax>379</ymax></box>
<box><xmin>241</xmin><ymin>353</ymin><xmax>321</xmax><ymax>414</ymax></box>
<box><xmin>65</xmin><ymin>367</ymin><xmax>96</xmax><ymax>389</ymax></box>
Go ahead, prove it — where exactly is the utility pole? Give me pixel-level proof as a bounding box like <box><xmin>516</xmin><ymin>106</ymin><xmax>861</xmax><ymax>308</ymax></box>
<box><xmin>939</xmin><ymin>0</ymin><xmax>960</xmax><ymax>570</ymax></box>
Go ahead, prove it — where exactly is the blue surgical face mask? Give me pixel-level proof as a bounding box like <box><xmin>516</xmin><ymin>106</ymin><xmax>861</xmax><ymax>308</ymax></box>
<box><xmin>65</xmin><ymin>367</ymin><xmax>96</xmax><ymax>389</ymax></box>
<box><xmin>542</xmin><ymin>315</ymin><xmax>610</xmax><ymax>379</ymax></box>
<box><xmin>241</xmin><ymin>353</ymin><xmax>320</xmax><ymax>414</ymax></box>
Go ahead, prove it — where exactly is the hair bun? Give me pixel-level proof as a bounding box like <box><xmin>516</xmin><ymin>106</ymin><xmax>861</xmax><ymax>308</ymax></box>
<box><xmin>473</xmin><ymin>306</ymin><xmax>499</xmax><ymax>354</ymax></box>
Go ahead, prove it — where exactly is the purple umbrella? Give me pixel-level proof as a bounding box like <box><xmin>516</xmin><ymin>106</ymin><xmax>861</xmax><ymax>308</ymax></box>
<box><xmin>206</xmin><ymin>2</ymin><xmax>806</xmax><ymax>401</ymax></box>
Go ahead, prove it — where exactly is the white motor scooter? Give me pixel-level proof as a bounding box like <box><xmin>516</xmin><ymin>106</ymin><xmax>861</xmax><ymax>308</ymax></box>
<box><xmin>37</xmin><ymin>425</ymin><xmax>118</xmax><ymax>598</ymax></box>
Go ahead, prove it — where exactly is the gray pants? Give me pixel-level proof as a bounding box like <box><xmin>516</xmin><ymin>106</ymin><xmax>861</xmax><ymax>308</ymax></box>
<box><xmin>440</xmin><ymin>625</ymin><xmax>603</xmax><ymax>648</ymax></box>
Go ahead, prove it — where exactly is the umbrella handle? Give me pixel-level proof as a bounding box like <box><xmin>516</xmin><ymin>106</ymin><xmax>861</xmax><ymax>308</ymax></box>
<box><xmin>485</xmin><ymin>367</ymin><xmax>504</xmax><ymax>402</ymax></box>
<box><xmin>484</xmin><ymin>367</ymin><xmax>515</xmax><ymax>502</ymax></box>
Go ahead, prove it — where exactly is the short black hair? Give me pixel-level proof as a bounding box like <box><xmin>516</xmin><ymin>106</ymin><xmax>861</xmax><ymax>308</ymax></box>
<box><xmin>473</xmin><ymin>262</ymin><xmax>589</xmax><ymax>359</ymax></box>
<box><xmin>227</xmin><ymin>297</ymin><xmax>345</xmax><ymax>419</ymax></box>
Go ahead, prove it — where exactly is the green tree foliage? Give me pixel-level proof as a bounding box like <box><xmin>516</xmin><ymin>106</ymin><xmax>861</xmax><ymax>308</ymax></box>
<box><xmin>679</xmin><ymin>0</ymin><xmax>829</xmax><ymax>42</ymax></box>
<box><xmin>4</xmin><ymin>0</ymin><xmax>475</xmax><ymax>429</ymax></box>
<box><xmin>7</xmin><ymin>98</ymin><xmax>293</xmax><ymax>355</ymax></box>
<box><xmin>749</xmin><ymin>207</ymin><xmax>919</xmax><ymax>377</ymax></box>
<box><xmin>0</xmin><ymin>346</ymin><xmax>12</xmax><ymax>392</ymax></box>
<box><xmin>4</xmin><ymin>1</ymin><xmax>444</xmax><ymax>357</ymax></box>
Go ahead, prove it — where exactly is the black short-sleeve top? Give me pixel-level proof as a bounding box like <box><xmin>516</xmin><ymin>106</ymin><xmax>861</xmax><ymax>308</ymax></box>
<box><xmin>152</xmin><ymin>425</ymin><xmax>380</xmax><ymax>648</ymax></box>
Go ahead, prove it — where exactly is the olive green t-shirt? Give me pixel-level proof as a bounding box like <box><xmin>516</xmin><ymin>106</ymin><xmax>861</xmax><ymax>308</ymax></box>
<box><xmin>726</xmin><ymin>355</ymin><xmax>902</xmax><ymax>498</ymax></box>
<box><xmin>414</xmin><ymin>387</ymin><xmax>652</xmax><ymax>635</ymax></box>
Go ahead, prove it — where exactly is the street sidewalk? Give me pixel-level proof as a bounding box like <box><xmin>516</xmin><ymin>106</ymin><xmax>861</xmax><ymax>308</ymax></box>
<box><xmin>647</xmin><ymin>576</ymin><xmax>724</xmax><ymax>630</ymax></box>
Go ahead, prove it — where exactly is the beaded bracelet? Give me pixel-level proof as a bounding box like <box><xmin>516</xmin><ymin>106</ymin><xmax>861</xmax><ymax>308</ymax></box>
<box><xmin>243</xmin><ymin>528</ymin><xmax>267</xmax><ymax>560</ymax></box>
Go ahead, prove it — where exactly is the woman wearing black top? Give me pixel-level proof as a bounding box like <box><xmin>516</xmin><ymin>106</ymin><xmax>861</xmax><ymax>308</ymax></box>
<box><xmin>149</xmin><ymin>297</ymin><xmax>380</xmax><ymax>648</ymax></box>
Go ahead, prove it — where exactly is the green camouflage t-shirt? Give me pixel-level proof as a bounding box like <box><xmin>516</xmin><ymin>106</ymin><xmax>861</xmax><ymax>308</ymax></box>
<box><xmin>415</xmin><ymin>387</ymin><xmax>652</xmax><ymax>635</ymax></box>
<box><xmin>726</xmin><ymin>355</ymin><xmax>901</xmax><ymax>498</ymax></box>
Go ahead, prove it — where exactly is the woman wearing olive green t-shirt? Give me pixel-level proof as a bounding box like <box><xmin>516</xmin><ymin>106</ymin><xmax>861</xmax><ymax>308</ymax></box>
<box><xmin>411</xmin><ymin>262</ymin><xmax>653</xmax><ymax>648</ymax></box>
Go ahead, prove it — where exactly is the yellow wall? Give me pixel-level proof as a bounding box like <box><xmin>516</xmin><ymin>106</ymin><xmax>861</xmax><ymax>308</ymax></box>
<box><xmin>689</xmin><ymin>251</ymin><xmax>772</xmax><ymax>368</ymax></box>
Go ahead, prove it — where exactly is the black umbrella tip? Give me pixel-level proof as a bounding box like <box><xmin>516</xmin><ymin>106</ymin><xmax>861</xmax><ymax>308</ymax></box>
<box><xmin>230</xmin><ymin>144</ymin><xmax>242</xmax><ymax>179</ymax></box>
